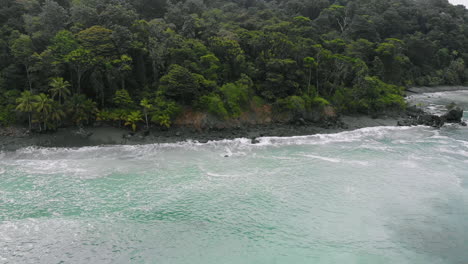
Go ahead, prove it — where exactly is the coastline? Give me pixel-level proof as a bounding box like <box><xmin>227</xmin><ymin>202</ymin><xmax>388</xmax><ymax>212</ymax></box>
<box><xmin>406</xmin><ymin>85</ymin><xmax>468</xmax><ymax>94</ymax></box>
<box><xmin>0</xmin><ymin>114</ymin><xmax>404</xmax><ymax>151</ymax></box>
<box><xmin>2</xmin><ymin>86</ymin><xmax>466</xmax><ymax>151</ymax></box>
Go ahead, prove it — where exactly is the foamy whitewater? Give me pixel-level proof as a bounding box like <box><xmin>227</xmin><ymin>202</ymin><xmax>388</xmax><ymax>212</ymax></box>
<box><xmin>1</xmin><ymin>91</ymin><xmax>468</xmax><ymax>263</ymax></box>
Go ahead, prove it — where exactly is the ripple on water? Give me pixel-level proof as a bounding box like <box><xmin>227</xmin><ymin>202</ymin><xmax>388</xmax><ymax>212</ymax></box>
<box><xmin>0</xmin><ymin>122</ymin><xmax>467</xmax><ymax>263</ymax></box>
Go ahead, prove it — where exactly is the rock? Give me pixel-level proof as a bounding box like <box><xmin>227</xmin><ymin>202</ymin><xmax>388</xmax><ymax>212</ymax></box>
<box><xmin>175</xmin><ymin>131</ymin><xmax>181</xmax><ymax>136</ymax></box>
<box><xmin>442</xmin><ymin>106</ymin><xmax>464</xmax><ymax>123</ymax></box>
<box><xmin>297</xmin><ymin>118</ymin><xmax>306</xmax><ymax>126</ymax></box>
<box><xmin>73</xmin><ymin>128</ymin><xmax>93</xmax><ymax>138</ymax></box>
<box><xmin>251</xmin><ymin>137</ymin><xmax>260</xmax><ymax>144</ymax></box>
<box><xmin>461</xmin><ymin>122</ymin><xmax>467</xmax><ymax>127</ymax></box>
<box><xmin>398</xmin><ymin>113</ymin><xmax>445</xmax><ymax>128</ymax></box>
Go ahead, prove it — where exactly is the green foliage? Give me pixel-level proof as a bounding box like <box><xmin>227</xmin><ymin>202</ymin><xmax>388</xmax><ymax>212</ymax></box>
<box><xmin>49</xmin><ymin>77</ymin><xmax>71</xmax><ymax>104</ymax></box>
<box><xmin>50</xmin><ymin>30</ymin><xmax>79</xmax><ymax>61</ymax></box>
<box><xmin>2</xmin><ymin>0</ymin><xmax>468</xmax><ymax>130</ymax></box>
<box><xmin>343</xmin><ymin>76</ymin><xmax>405</xmax><ymax>113</ymax></box>
<box><xmin>311</xmin><ymin>97</ymin><xmax>331</xmax><ymax>108</ymax></box>
<box><xmin>0</xmin><ymin>105</ymin><xmax>16</xmax><ymax>126</ymax></box>
<box><xmin>219</xmin><ymin>74</ymin><xmax>252</xmax><ymax>117</ymax></box>
<box><xmin>150</xmin><ymin>95</ymin><xmax>181</xmax><ymax>128</ymax></box>
<box><xmin>16</xmin><ymin>91</ymin><xmax>35</xmax><ymax>130</ymax></box>
<box><xmin>140</xmin><ymin>98</ymin><xmax>153</xmax><ymax>128</ymax></box>
<box><xmin>275</xmin><ymin>96</ymin><xmax>306</xmax><ymax>116</ymax></box>
<box><xmin>124</xmin><ymin>111</ymin><xmax>143</xmax><ymax>132</ymax></box>
<box><xmin>66</xmin><ymin>94</ymin><xmax>98</xmax><ymax>126</ymax></box>
<box><xmin>160</xmin><ymin>64</ymin><xmax>202</xmax><ymax>105</ymax></box>
<box><xmin>10</xmin><ymin>34</ymin><xmax>34</xmax><ymax>61</ymax></box>
<box><xmin>113</xmin><ymin>89</ymin><xmax>134</xmax><ymax>108</ymax></box>
<box><xmin>198</xmin><ymin>93</ymin><xmax>229</xmax><ymax>120</ymax></box>
<box><xmin>77</xmin><ymin>26</ymin><xmax>116</xmax><ymax>57</ymax></box>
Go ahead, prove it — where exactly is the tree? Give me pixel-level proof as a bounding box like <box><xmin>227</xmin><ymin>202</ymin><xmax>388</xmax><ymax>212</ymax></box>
<box><xmin>49</xmin><ymin>30</ymin><xmax>79</xmax><ymax>62</ymax></box>
<box><xmin>49</xmin><ymin>77</ymin><xmax>71</xmax><ymax>104</ymax></box>
<box><xmin>303</xmin><ymin>57</ymin><xmax>316</xmax><ymax>95</ymax></box>
<box><xmin>140</xmin><ymin>98</ymin><xmax>153</xmax><ymax>129</ymax></box>
<box><xmin>66</xmin><ymin>94</ymin><xmax>97</xmax><ymax>126</ymax></box>
<box><xmin>16</xmin><ymin>91</ymin><xmax>35</xmax><ymax>130</ymax></box>
<box><xmin>113</xmin><ymin>89</ymin><xmax>134</xmax><ymax>108</ymax></box>
<box><xmin>11</xmin><ymin>34</ymin><xmax>35</xmax><ymax>91</ymax></box>
<box><xmin>39</xmin><ymin>0</ymin><xmax>69</xmax><ymax>38</ymax></box>
<box><xmin>33</xmin><ymin>93</ymin><xmax>53</xmax><ymax>131</ymax></box>
<box><xmin>64</xmin><ymin>47</ymin><xmax>96</xmax><ymax>93</ymax></box>
<box><xmin>48</xmin><ymin>102</ymin><xmax>65</xmax><ymax>129</ymax></box>
<box><xmin>111</xmin><ymin>54</ymin><xmax>133</xmax><ymax>90</ymax></box>
<box><xmin>159</xmin><ymin>64</ymin><xmax>202</xmax><ymax>105</ymax></box>
<box><xmin>77</xmin><ymin>26</ymin><xmax>116</xmax><ymax>57</ymax></box>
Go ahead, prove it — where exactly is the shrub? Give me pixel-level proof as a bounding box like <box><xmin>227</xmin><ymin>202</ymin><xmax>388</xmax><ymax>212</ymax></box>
<box><xmin>275</xmin><ymin>96</ymin><xmax>306</xmax><ymax>116</ymax></box>
<box><xmin>150</xmin><ymin>95</ymin><xmax>181</xmax><ymax>128</ymax></box>
<box><xmin>0</xmin><ymin>105</ymin><xmax>15</xmax><ymax>126</ymax></box>
<box><xmin>311</xmin><ymin>96</ymin><xmax>330</xmax><ymax>108</ymax></box>
<box><xmin>198</xmin><ymin>93</ymin><xmax>229</xmax><ymax>119</ymax></box>
<box><xmin>113</xmin><ymin>89</ymin><xmax>134</xmax><ymax>108</ymax></box>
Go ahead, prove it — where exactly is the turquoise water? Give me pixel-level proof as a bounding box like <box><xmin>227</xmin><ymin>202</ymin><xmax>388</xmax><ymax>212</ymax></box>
<box><xmin>1</xmin><ymin>92</ymin><xmax>468</xmax><ymax>264</ymax></box>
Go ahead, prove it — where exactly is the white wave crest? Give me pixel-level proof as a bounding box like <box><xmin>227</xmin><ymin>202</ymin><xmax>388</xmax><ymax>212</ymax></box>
<box><xmin>2</xmin><ymin>125</ymin><xmax>422</xmax><ymax>162</ymax></box>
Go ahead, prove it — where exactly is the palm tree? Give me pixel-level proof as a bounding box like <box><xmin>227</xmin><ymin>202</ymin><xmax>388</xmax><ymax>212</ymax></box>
<box><xmin>33</xmin><ymin>93</ymin><xmax>53</xmax><ymax>131</ymax></box>
<box><xmin>66</xmin><ymin>94</ymin><xmax>97</xmax><ymax>127</ymax></box>
<box><xmin>49</xmin><ymin>102</ymin><xmax>66</xmax><ymax>129</ymax></box>
<box><xmin>49</xmin><ymin>77</ymin><xmax>71</xmax><ymax>105</ymax></box>
<box><xmin>16</xmin><ymin>91</ymin><xmax>35</xmax><ymax>130</ymax></box>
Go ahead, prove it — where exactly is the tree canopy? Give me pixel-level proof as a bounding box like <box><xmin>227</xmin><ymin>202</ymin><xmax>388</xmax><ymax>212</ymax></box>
<box><xmin>1</xmin><ymin>0</ymin><xmax>467</xmax><ymax>131</ymax></box>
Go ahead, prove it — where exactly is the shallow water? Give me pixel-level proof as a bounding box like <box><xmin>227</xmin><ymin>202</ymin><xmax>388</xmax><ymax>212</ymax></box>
<box><xmin>1</xmin><ymin>92</ymin><xmax>468</xmax><ymax>264</ymax></box>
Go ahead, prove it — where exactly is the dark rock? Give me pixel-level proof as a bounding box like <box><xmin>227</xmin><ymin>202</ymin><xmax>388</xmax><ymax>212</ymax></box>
<box><xmin>398</xmin><ymin>112</ymin><xmax>445</xmax><ymax>128</ymax></box>
<box><xmin>442</xmin><ymin>106</ymin><xmax>464</xmax><ymax>123</ymax></box>
<box><xmin>73</xmin><ymin>128</ymin><xmax>93</xmax><ymax>138</ymax></box>
<box><xmin>251</xmin><ymin>137</ymin><xmax>260</xmax><ymax>144</ymax></box>
<box><xmin>296</xmin><ymin>118</ymin><xmax>306</xmax><ymax>126</ymax></box>
<box><xmin>461</xmin><ymin>122</ymin><xmax>467</xmax><ymax>126</ymax></box>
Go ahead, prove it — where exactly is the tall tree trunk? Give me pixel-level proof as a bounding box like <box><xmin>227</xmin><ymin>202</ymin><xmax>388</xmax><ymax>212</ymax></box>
<box><xmin>28</xmin><ymin>112</ymin><xmax>32</xmax><ymax>131</ymax></box>
<box><xmin>144</xmin><ymin>111</ymin><xmax>149</xmax><ymax>129</ymax></box>
<box><xmin>316</xmin><ymin>65</ymin><xmax>320</xmax><ymax>97</ymax></box>
<box><xmin>43</xmin><ymin>113</ymin><xmax>47</xmax><ymax>131</ymax></box>
<box><xmin>152</xmin><ymin>60</ymin><xmax>157</xmax><ymax>85</ymax></box>
<box><xmin>77</xmin><ymin>71</ymin><xmax>82</xmax><ymax>94</ymax></box>
<box><xmin>25</xmin><ymin>64</ymin><xmax>32</xmax><ymax>92</ymax></box>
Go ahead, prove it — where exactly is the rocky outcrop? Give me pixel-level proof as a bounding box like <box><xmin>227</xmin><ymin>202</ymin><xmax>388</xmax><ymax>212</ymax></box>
<box><xmin>442</xmin><ymin>106</ymin><xmax>464</xmax><ymax>123</ymax></box>
<box><xmin>398</xmin><ymin>105</ymin><xmax>464</xmax><ymax>128</ymax></box>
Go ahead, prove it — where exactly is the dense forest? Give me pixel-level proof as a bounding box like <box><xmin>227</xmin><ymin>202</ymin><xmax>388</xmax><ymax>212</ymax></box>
<box><xmin>1</xmin><ymin>0</ymin><xmax>467</xmax><ymax>131</ymax></box>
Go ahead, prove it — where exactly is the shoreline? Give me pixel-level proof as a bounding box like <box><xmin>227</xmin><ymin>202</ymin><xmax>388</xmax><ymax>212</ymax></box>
<box><xmin>0</xmin><ymin>114</ymin><xmax>404</xmax><ymax>151</ymax></box>
<box><xmin>2</xmin><ymin>86</ymin><xmax>466</xmax><ymax>151</ymax></box>
<box><xmin>406</xmin><ymin>85</ymin><xmax>468</xmax><ymax>95</ymax></box>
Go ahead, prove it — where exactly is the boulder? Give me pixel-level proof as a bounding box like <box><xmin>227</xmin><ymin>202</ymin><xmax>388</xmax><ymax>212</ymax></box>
<box><xmin>399</xmin><ymin>111</ymin><xmax>445</xmax><ymax>128</ymax></box>
<box><xmin>442</xmin><ymin>106</ymin><xmax>464</xmax><ymax>123</ymax></box>
<box><xmin>399</xmin><ymin>104</ymin><xmax>464</xmax><ymax>128</ymax></box>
